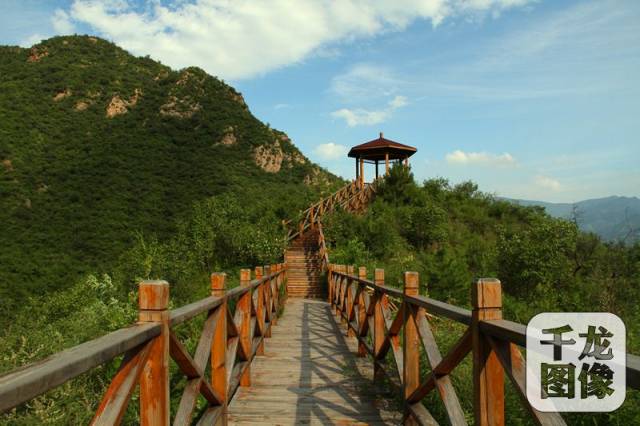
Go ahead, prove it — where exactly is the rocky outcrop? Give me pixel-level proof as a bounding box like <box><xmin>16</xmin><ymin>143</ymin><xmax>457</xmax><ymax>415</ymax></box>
<box><xmin>217</xmin><ymin>126</ymin><xmax>237</xmax><ymax>146</ymax></box>
<box><xmin>254</xmin><ymin>141</ymin><xmax>284</xmax><ymax>173</ymax></box>
<box><xmin>159</xmin><ymin>70</ymin><xmax>204</xmax><ymax>119</ymax></box>
<box><xmin>75</xmin><ymin>101</ymin><xmax>89</xmax><ymax>111</ymax></box>
<box><xmin>230</xmin><ymin>91</ymin><xmax>246</xmax><ymax>108</ymax></box>
<box><xmin>304</xmin><ymin>167</ymin><xmax>332</xmax><ymax>187</ymax></box>
<box><xmin>106</xmin><ymin>95</ymin><xmax>127</xmax><ymax>118</ymax></box>
<box><xmin>159</xmin><ymin>95</ymin><xmax>201</xmax><ymax>119</ymax></box>
<box><xmin>53</xmin><ymin>89</ymin><xmax>72</xmax><ymax>101</ymax></box>
<box><xmin>2</xmin><ymin>159</ymin><xmax>13</xmax><ymax>172</ymax></box>
<box><xmin>106</xmin><ymin>89</ymin><xmax>142</xmax><ymax>118</ymax></box>
<box><xmin>27</xmin><ymin>47</ymin><xmax>48</xmax><ymax>62</ymax></box>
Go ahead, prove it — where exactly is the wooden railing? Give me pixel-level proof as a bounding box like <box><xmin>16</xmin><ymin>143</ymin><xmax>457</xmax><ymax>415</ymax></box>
<box><xmin>316</xmin><ymin>221</ymin><xmax>330</xmax><ymax>273</ymax></box>
<box><xmin>327</xmin><ymin>264</ymin><xmax>640</xmax><ymax>426</ymax></box>
<box><xmin>0</xmin><ymin>263</ymin><xmax>288</xmax><ymax>425</ymax></box>
<box><xmin>285</xmin><ymin>179</ymin><xmax>376</xmax><ymax>241</ymax></box>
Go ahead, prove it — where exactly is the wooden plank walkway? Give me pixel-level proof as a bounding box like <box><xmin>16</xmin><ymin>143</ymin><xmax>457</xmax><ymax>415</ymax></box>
<box><xmin>228</xmin><ymin>298</ymin><xmax>401</xmax><ymax>425</ymax></box>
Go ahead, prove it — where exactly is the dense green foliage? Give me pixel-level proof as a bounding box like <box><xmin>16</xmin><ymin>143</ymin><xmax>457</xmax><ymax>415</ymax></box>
<box><xmin>0</xmin><ymin>35</ymin><xmax>343</xmax><ymax>424</ymax></box>
<box><xmin>0</xmin><ymin>36</ymin><xmax>340</xmax><ymax>316</ymax></box>
<box><xmin>0</xmin><ymin>193</ymin><xmax>289</xmax><ymax>424</ymax></box>
<box><xmin>324</xmin><ymin>165</ymin><xmax>640</xmax><ymax>424</ymax></box>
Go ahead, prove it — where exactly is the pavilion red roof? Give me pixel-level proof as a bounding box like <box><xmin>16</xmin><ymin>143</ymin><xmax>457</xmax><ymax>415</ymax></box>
<box><xmin>347</xmin><ymin>133</ymin><xmax>417</xmax><ymax>159</ymax></box>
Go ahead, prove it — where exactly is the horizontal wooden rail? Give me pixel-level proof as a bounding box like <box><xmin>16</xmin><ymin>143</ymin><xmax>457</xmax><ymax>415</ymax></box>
<box><xmin>328</xmin><ymin>264</ymin><xmax>640</xmax><ymax>425</ymax></box>
<box><xmin>286</xmin><ymin>179</ymin><xmax>376</xmax><ymax>241</ymax></box>
<box><xmin>0</xmin><ymin>323</ymin><xmax>160</xmax><ymax>413</ymax></box>
<box><xmin>0</xmin><ymin>263</ymin><xmax>289</xmax><ymax>425</ymax></box>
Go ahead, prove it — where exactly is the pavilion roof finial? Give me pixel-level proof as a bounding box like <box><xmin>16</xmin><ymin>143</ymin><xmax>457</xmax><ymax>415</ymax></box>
<box><xmin>379</xmin><ymin>131</ymin><xmax>383</xmax><ymax>139</ymax></box>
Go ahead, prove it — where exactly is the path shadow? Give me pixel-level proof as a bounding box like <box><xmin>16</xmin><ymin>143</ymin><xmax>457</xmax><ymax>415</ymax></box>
<box><xmin>294</xmin><ymin>299</ymin><xmax>387</xmax><ymax>425</ymax></box>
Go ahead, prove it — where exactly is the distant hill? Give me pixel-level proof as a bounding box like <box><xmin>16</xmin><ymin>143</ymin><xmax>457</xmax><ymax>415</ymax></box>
<box><xmin>0</xmin><ymin>36</ymin><xmax>340</xmax><ymax>303</ymax></box>
<box><xmin>504</xmin><ymin>196</ymin><xmax>640</xmax><ymax>243</ymax></box>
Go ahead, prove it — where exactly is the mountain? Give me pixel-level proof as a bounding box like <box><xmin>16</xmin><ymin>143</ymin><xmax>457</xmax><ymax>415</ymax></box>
<box><xmin>505</xmin><ymin>196</ymin><xmax>640</xmax><ymax>243</ymax></box>
<box><xmin>0</xmin><ymin>35</ymin><xmax>340</xmax><ymax>304</ymax></box>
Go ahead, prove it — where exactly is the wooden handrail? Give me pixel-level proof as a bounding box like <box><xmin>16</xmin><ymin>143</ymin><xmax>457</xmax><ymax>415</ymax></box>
<box><xmin>328</xmin><ymin>264</ymin><xmax>640</xmax><ymax>425</ymax></box>
<box><xmin>0</xmin><ymin>323</ymin><xmax>161</xmax><ymax>413</ymax></box>
<box><xmin>0</xmin><ymin>264</ymin><xmax>288</xmax><ymax>425</ymax></box>
<box><xmin>285</xmin><ymin>179</ymin><xmax>376</xmax><ymax>241</ymax></box>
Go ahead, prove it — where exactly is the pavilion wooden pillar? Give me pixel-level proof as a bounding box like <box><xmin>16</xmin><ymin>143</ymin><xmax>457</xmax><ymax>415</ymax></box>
<box><xmin>355</xmin><ymin>157</ymin><xmax>359</xmax><ymax>182</ymax></box>
<box><xmin>359</xmin><ymin>157</ymin><xmax>364</xmax><ymax>186</ymax></box>
<box><xmin>375</xmin><ymin>160</ymin><xmax>379</xmax><ymax>179</ymax></box>
<box><xmin>385</xmin><ymin>152</ymin><xmax>390</xmax><ymax>175</ymax></box>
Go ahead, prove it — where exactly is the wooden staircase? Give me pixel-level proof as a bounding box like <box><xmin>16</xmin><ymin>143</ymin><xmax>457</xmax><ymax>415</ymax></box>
<box><xmin>285</xmin><ymin>228</ymin><xmax>325</xmax><ymax>298</ymax></box>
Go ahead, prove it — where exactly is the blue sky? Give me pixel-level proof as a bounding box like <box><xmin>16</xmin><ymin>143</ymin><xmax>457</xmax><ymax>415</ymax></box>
<box><xmin>2</xmin><ymin>0</ymin><xmax>639</xmax><ymax>202</ymax></box>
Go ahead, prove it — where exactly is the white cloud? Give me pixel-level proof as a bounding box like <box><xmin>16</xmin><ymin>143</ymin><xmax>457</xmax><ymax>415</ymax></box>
<box><xmin>445</xmin><ymin>150</ymin><xmax>516</xmax><ymax>167</ymax></box>
<box><xmin>330</xmin><ymin>63</ymin><xmax>401</xmax><ymax>101</ymax></box>
<box><xmin>274</xmin><ymin>103</ymin><xmax>291</xmax><ymax>110</ymax></box>
<box><xmin>61</xmin><ymin>0</ymin><xmax>535</xmax><ymax>80</ymax></box>
<box><xmin>534</xmin><ymin>175</ymin><xmax>561</xmax><ymax>191</ymax></box>
<box><xmin>313</xmin><ymin>142</ymin><xmax>348</xmax><ymax>160</ymax></box>
<box><xmin>52</xmin><ymin>9</ymin><xmax>75</xmax><ymax>34</ymax></box>
<box><xmin>331</xmin><ymin>108</ymin><xmax>389</xmax><ymax>127</ymax></box>
<box><xmin>389</xmin><ymin>95</ymin><xmax>408</xmax><ymax>108</ymax></box>
<box><xmin>20</xmin><ymin>33</ymin><xmax>47</xmax><ymax>47</ymax></box>
<box><xmin>331</xmin><ymin>94</ymin><xmax>408</xmax><ymax>127</ymax></box>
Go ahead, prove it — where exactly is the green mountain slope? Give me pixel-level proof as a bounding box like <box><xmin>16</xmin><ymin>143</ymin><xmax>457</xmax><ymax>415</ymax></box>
<box><xmin>0</xmin><ymin>35</ymin><xmax>339</xmax><ymax>306</ymax></box>
<box><xmin>505</xmin><ymin>196</ymin><xmax>640</xmax><ymax>243</ymax></box>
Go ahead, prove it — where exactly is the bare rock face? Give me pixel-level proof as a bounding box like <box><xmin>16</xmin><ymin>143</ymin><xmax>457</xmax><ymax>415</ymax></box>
<box><xmin>27</xmin><ymin>47</ymin><xmax>48</xmax><ymax>62</ymax></box>
<box><xmin>254</xmin><ymin>141</ymin><xmax>284</xmax><ymax>173</ymax></box>
<box><xmin>159</xmin><ymin>95</ymin><xmax>201</xmax><ymax>118</ymax></box>
<box><xmin>217</xmin><ymin>127</ymin><xmax>237</xmax><ymax>146</ymax></box>
<box><xmin>106</xmin><ymin>89</ymin><xmax>142</xmax><ymax>118</ymax></box>
<box><xmin>53</xmin><ymin>89</ymin><xmax>72</xmax><ymax>102</ymax></box>
<box><xmin>230</xmin><ymin>91</ymin><xmax>247</xmax><ymax>109</ymax></box>
<box><xmin>106</xmin><ymin>95</ymin><xmax>128</xmax><ymax>118</ymax></box>
<box><xmin>159</xmin><ymin>70</ymin><xmax>203</xmax><ymax>118</ymax></box>
<box><xmin>2</xmin><ymin>159</ymin><xmax>14</xmax><ymax>172</ymax></box>
<box><xmin>176</xmin><ymin>70</ymin><xmax>203</xmax><ymax>88</ymax></box>
<box><xmin>304</xmin><ymin>167</ymin><xmax>331</xmax><ymax>186</ymax></box>
<box><xmin>288</xmin><ymin>151</ymin><xmax>307</xmax><ymax>166</ymax></box>
<box><xmin>75</xmin><ymin>101</ymin><xmax>89</xmax><ymax>111</ymax></box>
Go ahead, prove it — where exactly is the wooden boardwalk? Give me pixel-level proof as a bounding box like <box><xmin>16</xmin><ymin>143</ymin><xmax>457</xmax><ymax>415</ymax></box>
<box><xmin>228</xmin><ymin>298</ymin><xmax>400</xmax><ymax>425</ymax></box>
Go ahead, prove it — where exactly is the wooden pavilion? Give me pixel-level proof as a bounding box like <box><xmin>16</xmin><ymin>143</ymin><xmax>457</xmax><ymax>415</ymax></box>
<box><xmin>348</xmin><ymin>132</ymin><xmax>417</xmax><ymax>184</ymax></box>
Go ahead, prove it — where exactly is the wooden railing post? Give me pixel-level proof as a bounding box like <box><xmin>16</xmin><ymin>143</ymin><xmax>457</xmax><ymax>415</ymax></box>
<box><xmin>268</xmin><ymin>265</ymin><xmax>278</xmax><ymax>328</ymax></box>
<box><xmin>255</xmin><ymin>266</ymin><xmax>265</xmax><ymax>356</ymax></box>
<box><xmin>403</xmin><ymin>272</ymin><xmax>420</xmax><ymax>425</ymax></box>
<box><xmin>281</xmin><ymin>262</ymin><xmax>288</xmax><ymax>300</ymax></box>
<box><xmin>211</xmin><ymin>273</ymin><xmax>228</xmax><ymax>425</ymax></box>
<box><xmin>282</xmin><ymin>263</ymin><xmax>286</xmax><ymax>298</ymax></box>
<box><xmin>472</xmin><ymin>278</ymin><xmax>504</xmax><ymax>426</ymax></box>
<box><xmin>357</xmin><ymin>266</ymin><xmax>367</xmax><ymax>357</ymax></box>
<box><xmin>239</xmin><ymin>269</ymin><xmax>252</xmax><ymax>387</ymax></box>
<box><xmin>346</xmin><ymin>265</ymin><xmax>355</xmax><ymax>333</ymax></box>
<box><xmin>264</xmin><ymin>265</ymin><xmax>273</xmax><ymax>337</ymax></box>
<box><xmin>310</xmin><ymin>205</ymin><xmax>315</xmax><ymax>230</ymax></box>
<box><xmin>138</xmin><ymin>280</ymin><xmax>170</xmax><ymax>426</ymax></box>
<box><xmin>333</xmin><ymin>265</ymin><xmax>341</xmax><ymax>317</ymax></box>
<box><xmin>373</xmin><ymin>268</ymin><xmax>385</xmax><ymax>381</ymax></box>
<box><xmin>271</xmin><ymin>263</ymin><xmax>282</xmax><ymax>317</ymax></box>
<box><xmin>327</xmin><ymin>264</ymin><xmax>333</xmax><ymax>305</ymax></box>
